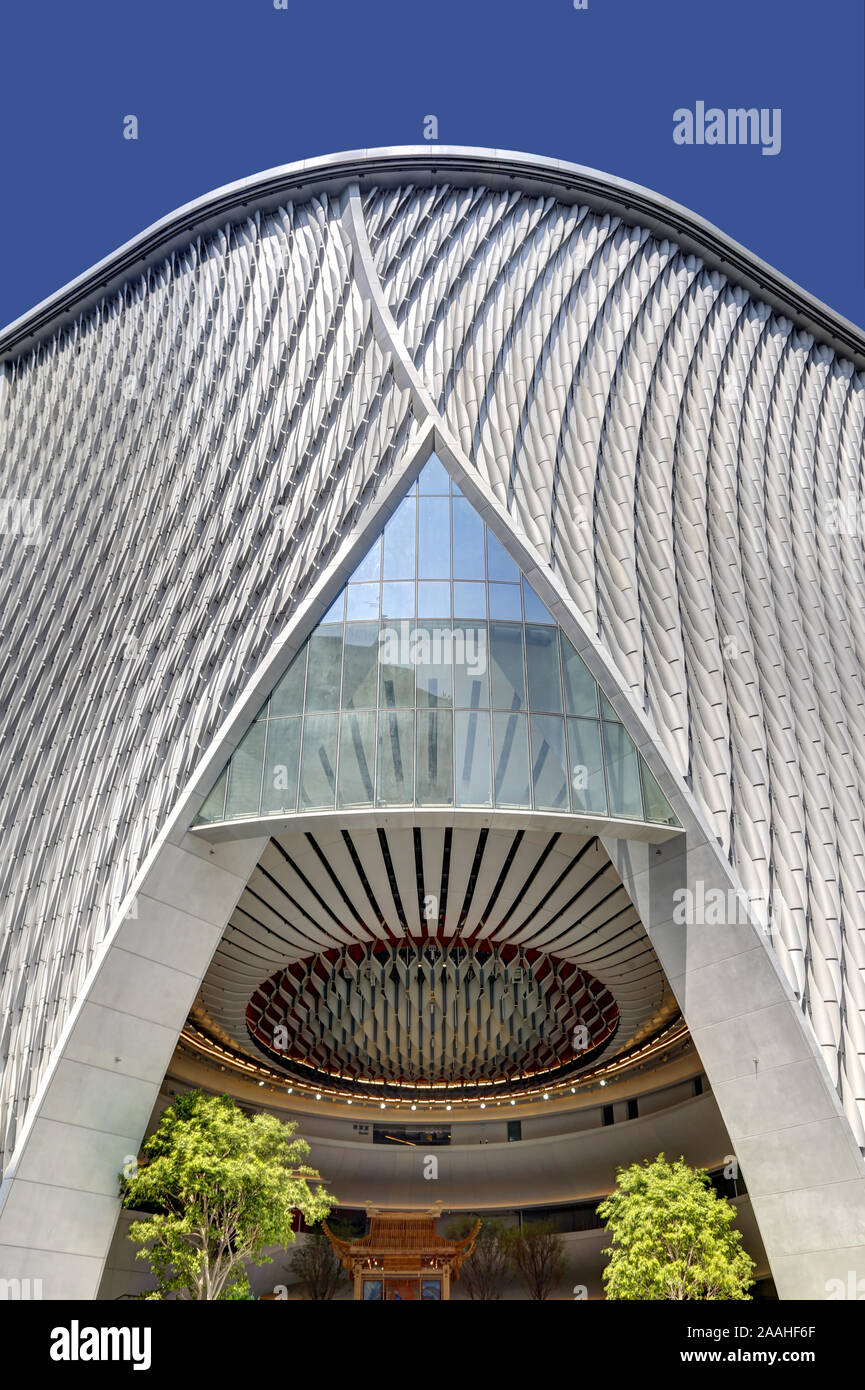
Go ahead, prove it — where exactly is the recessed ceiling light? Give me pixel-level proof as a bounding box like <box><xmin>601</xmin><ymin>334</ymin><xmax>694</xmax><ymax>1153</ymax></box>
<box><xmin>347</xmin><ymin>1099</ymin><xmax>352</xmax><ymax>1105</ymax></box>
<box><xmin>510</xmin><ymin>1099</ymin><xmax>516</xmax><ymax>1106</ymax></box>
<box><xmin>411</xmin><ymin>1104</ymin><xmax>417</xmax><ymax>1111</ymax></box>
<box><xmin>446</xmin><ymin>1104</ymin><xmax>452</xmax><ymax>1111</ymax></box>
<box><xmin>258</xmin><ymin>1080</ymin><xmax>265</xmax><ymax>1087</ymax></box>
<box><xmin>480</xmin><ymin>1102</ymin><xmax>486</xmax><ymax>1109</ymax></box>
<box><xmin>599</xmin><ymin>1079</ymin><xmax>607</xmax><ymax>1087</ymax></box>
<box><xmin>543</xmin><ymin>1092</ymin><xmax>549</xmax><ymax>1101</ymax></box>
<box><xmin>316</xmin><ymin>1092</ymin><xmax>322</xmax><ymax>1100</ymax></box>
<box><xmin>380</xmin><ymin>1102</ymin><xmax>386</xmax><ymax>1109</ymax></box>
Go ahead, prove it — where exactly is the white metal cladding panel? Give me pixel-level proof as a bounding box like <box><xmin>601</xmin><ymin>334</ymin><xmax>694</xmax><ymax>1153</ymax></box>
<box><xmin>0</xmin><ymin>192</ymin><xmax>414</xmax><ymax>1168</ymax></box>
<box><xmin>363</xmin><ymin>184</ymin><xmax>865</xmax><ymax>1147</ymax></box>
<box><xmin>2</xmin><ymin>169</ymin><xmax>865</xmax><ymax>1178</ymax></box>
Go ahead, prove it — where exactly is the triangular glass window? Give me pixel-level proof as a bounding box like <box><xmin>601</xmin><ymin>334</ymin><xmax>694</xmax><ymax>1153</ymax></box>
<box><xmin>195</xmin><ymin>457</ymin><xmax>678</xmax><ymax>828</ymax></box>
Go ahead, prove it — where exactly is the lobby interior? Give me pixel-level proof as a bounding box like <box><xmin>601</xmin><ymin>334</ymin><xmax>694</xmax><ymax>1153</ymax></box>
<box><xmin>98</xmin><ymin>454</ymin><xmax>773</xmax><ymax>1299</ymax></box>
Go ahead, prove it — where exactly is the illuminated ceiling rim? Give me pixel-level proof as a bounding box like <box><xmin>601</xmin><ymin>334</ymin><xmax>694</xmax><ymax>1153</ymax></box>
<box><xmin>178</xmin><ymin>1014</ymin><xmax>691</xmax><ymax>1108</ymax></box>
<box><xmin>194</xmin><ymin>824</ymin><xmax>680</xmax><ymax>1101</ymax></box>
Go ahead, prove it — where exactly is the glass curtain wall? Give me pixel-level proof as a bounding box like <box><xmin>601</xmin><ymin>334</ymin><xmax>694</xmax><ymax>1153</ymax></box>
<box><xmin>197</xmin><ymin>456</ymin><xmax>678</xmax><ymax>828</ymax></box>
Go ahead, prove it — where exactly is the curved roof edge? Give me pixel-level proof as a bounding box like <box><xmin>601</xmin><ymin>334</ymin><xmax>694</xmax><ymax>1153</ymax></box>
<box><xmin>2</xmin><ymin>144</ymin><xmax>864</xmax><ymax>369</ymax></box>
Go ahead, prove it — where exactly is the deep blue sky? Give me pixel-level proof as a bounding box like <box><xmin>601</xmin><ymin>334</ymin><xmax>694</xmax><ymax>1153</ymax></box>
<box><xmin>2</xmin><ymin>0</ymin><xmax>862</xmax><ymax>331</ymax></box>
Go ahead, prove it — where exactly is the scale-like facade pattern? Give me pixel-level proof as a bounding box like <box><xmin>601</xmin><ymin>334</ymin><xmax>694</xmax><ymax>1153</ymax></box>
<box><xmin>0</xmin><ymin>193</ymin><xmax>413</xmax><ymax>1169</ymax></box>
<box><xmin>363</xmin><ymin>183</ymin><xmax>865</xmax><ymax>1146</ymax></box>
<box><xmin>1</xmin><ymin>167</ymin><xmax>864</xmax><ymax>1176</ymax></box>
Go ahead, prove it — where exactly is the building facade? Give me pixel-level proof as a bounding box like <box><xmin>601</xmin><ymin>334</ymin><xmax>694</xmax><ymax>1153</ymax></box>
<box><xmin>1</xmin><ymin>148</ymin><xmax>865</xmax><ymax>1300</ymax></box>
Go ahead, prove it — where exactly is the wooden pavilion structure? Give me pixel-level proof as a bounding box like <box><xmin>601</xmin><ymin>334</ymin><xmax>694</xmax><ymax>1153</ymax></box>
<box><xmin>323</xmin><ymin>1208</ymin><xmax>480</xmax><ymax>1300</ymax></box>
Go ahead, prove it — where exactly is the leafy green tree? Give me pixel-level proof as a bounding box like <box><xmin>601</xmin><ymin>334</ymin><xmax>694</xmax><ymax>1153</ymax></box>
<box><xmin>120</xmin><ymin>1091</ymin><xmax>334</xmax><ymax>1300</ymax></box>
<box><xmin>502</xmin><ymin>1220</ymin><xmax>566</xmax><ymax>1300</ymax></box>
<box><xmin>445</xmin><ymin>1216</ymin><xmax>510</xmax><ymax>1300</ymax></box>
<box><xmin>597</xmin><ymin>1154</ymin><xmax>754</xmax><ymax>1300</ymax></box>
